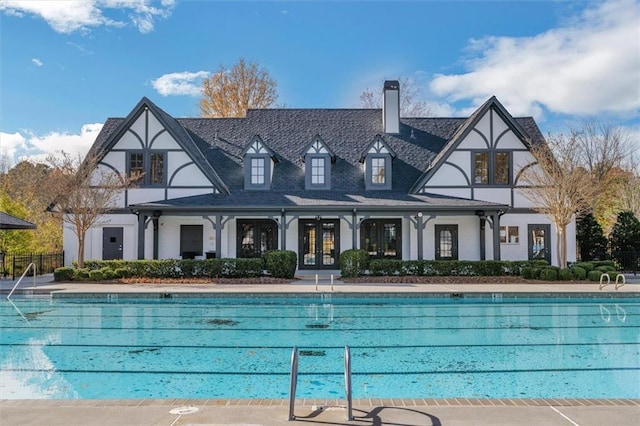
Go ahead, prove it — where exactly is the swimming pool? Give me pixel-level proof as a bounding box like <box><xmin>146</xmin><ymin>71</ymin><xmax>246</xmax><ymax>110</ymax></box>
<box><xmin>1</xmin><ymin>294</ymin><xmax>638</xmax><ymax>400</ymax></box>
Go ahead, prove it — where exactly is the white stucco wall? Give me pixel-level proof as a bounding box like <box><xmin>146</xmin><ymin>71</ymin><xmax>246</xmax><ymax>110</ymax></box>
<box><xmin>63</xmin><ymin>213</ymin><xmax>138</xmax><ymax>266</ymax></box>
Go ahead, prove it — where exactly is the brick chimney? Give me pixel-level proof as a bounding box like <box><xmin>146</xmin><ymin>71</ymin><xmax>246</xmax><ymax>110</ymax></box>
<box><xmin>383</xmin><ymin>80</ymin><xmax>400</xmax><ymax>134</ymax></box>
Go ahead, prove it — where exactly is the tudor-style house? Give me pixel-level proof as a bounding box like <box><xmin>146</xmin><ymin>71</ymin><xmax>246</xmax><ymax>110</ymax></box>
<box><xmin>64</xmin><ymin>81</ymin><xmax>576</xmax><ymax>269</ymax></box>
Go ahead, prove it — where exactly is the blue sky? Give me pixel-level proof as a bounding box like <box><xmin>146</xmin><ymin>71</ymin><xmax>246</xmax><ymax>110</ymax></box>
<box><xmin>1</xmin><ymin>0</ymin><xmax>638</xmax><ymax>165</ymax></box>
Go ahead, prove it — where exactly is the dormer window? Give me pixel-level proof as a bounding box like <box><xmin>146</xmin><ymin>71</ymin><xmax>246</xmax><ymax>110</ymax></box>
<box><xmin>242</xmin><ymin>135</ymin><xmax>277</xmax><ymax>190</ymax></box>
<box><xmin>361</xmin><ymin>135</ymin><xmax>396</xmax><ymax>190</ymax></box>
<box><xmin>303</xmin><ymin>135</ymin><xmax>335</xmax><ymax>190</ymax></box>
<box><xmin>250</xmin><ymin>157</ymin><xmax>265</xmax><ymax>185</ymax></box>
<box><xmin>311</xmin><ymin>157</ymin><xmax>325</xmax><ymax>185</ymax></box>
<box><xmin>371</xmin><ymin>157</ymin><xmax>386</xmax><ymax>184</ymax></box>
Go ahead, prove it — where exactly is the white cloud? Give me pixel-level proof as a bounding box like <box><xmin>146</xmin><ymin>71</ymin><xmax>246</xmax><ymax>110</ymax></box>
<box><xmin>31</xmin><ymin>58</ymin><xmax>43</xmax><ymax>67</ymax></box>
<box><xmin>0</xmin><ymin>0</ymin><xmax>175</xmax><ymax>34</ymax></box>
<box><xmin>430</xmin><ymin>0</ymin><xmax>640</xmax><ymax>118</ymax></box>
<box><xmin>151</xmin><ymin>71</ymin><xmax>211</xmax><ymax>97</ymax></box>
<box><xmin>0</xmin><ymin>124</ymin><xmax>103</xmax><ymax>167</ymax></box>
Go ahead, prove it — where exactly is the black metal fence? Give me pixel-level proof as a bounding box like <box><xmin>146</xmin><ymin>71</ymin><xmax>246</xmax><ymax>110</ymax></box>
<box><xmin>0</xmin><ymin>251</ymin><xmax>65</xmax><ymax>280</ymax></box>
<box><xmin>579</xmin><ymin>249</ymin><xmax>639</xmax><ymax>275</ymax></box>
<box><xmin>611</xmin><ymin>250</ymin><xmax>639</xmax><ymax>275</ymax></box>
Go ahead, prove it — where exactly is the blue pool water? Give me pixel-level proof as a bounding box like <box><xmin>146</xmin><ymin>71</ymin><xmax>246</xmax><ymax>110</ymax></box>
<box><xmin>1</xmin><ymin>294</ymin><xmax>638</xmax><ymax>400</ymax></box>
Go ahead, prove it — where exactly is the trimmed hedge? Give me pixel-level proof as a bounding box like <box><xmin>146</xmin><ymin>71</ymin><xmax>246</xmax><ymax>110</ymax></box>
<box><xmin>540</xmin><ymin>268</ymin><xmax>558</xmax><ymax>281</ymax></box>
<box><xmin>71</xmin><ymin>258</ymin><xmax>265</xmax><ymax>280</ymax></box>
<box><xmin>88</xmin><ymin>270</ymin><xmax>104</xmax><ymax>281</ymax></box>
<box><xmin>264</xmin><ymin>250</ymin><xmax>297</xmax><ymax>279</ymax></box>
<box><xmin>363</xmin><ymin>259</ymin><xmax>532</xmax><ymax>277</ymax></box>
<box><xmin>588</xmin><ymin>270</ymin><xmax>605</xmax><ymax>281</ymax></box>
<box><xmin>340</xmin><ymin>250</ymin><xmax>369</xmax><ymax>278</ymax></box>
<box><xmin>53</xmin><ymin>267</ymin><xmax>74</xmax><ymax>282</ymax></box>
<box><xmin>558</xmin><ymin>268</ymin><xmax>572</xmax><ymax>281</ymax></box>
<box><xmin>571</xmin><ymin>266</ymin><xmax>587</xmax><ymax>280</ymax></box>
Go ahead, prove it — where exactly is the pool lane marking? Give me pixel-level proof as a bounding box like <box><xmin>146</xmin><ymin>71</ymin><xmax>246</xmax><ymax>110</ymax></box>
<box><xmin>549</xmin><ymin>406</ymin><xmax>580</xmax><ymax>426</ymax></box>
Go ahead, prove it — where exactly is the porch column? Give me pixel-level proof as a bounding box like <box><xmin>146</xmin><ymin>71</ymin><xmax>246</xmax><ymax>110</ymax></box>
<box><xmin>352</xmin><ymin>209</ymin><xmax>357</xmax><ymax>249</ymax></box>
<box><xmin>152</xmin><ymin>217</ymin><xmax>159</xmax><ymax>259</ymax></box>
<box><xmin>479</xmin><ymin>217</ymin><xmax>486</xmax><ymax>261</ymax></box>
<box><xmin>216</xmin><ymin>215</ymin><xmax>222</xmax><ymax>258</ymax></box>
<box><xmin>417</xmin><ymin>213</ymin><xmax>424</xmax><ymax>261</ymax></box>
<box><xmin>137</xmin><ymin>213</ymin><xmax>146</xmax><ymax>260</ymax></box>
<box><xmin>492</xmin><ymin>213</ymin><xmax>501</xmax><ymax>261</ymax></box>
<box><xmin>281</xmin><ymin>210</ymin><xmax>286</xmax><ymax>250</ymax></box>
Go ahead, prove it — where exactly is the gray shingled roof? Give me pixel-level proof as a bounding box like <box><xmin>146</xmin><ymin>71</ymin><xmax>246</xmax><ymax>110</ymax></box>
<box><xmin>133</xmin><ymin>190</ymin><xmax>506</xmax><ymax>212</ymax></box>
<box><xmin>0</xmin><ymin>212</ymin><xmax>37</xmax><ymax>229</ymax></box>
<box><xmin>90</xmin><ymin>98</ymin><xmax>545</xmax><ymax>211</ymax></box>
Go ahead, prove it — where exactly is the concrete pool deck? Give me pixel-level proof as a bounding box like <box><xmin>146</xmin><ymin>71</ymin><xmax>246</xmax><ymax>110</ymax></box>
<box><xmin>1</xmin><ymin>273</ymin><xmax>639</xmax><ymax>425</ymax></box>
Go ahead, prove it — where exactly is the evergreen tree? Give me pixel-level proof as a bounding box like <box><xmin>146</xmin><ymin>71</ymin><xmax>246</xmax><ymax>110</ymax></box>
<box><xmin>609</xmin><ymin>211</ymin><xmax>640</xmax><ymax>270</ymax></box>
<box><xmin>576</xmin><ymin>213</ymin><xmax>608</xmax><ymax>261</ymax></box>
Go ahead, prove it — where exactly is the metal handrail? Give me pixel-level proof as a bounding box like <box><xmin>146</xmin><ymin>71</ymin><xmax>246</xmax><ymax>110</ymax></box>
<box><xmin>344</xmin><ymin>346</ymin><xmax>353</xmax><ymax>420</ymax></box>
<box><xmin>288</xmin><ymin>346</ymin><xmax>299</xmax><ymax>421</ymax></box>
<box><xmin>6</xmin><ymin>262</ymin><xmax>36</xmax><ymax>300</ymax></box>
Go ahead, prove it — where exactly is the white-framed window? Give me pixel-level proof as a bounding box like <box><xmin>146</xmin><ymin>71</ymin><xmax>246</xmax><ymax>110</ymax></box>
<box><xmin>311</xmin><ymin>157</ymin><xmax>325</xmax><ymax>185</ymax></box>
<box><xmin>371</xmin><ymin>157</ymin><xmax>386</xmax><ymax>185</ymax></box>
<box><xmin>500</xmin><ymin>226</ymin><xmax>519</xmax><ymax>244</ymax></box>
<box><xmin>250</xmin><ymin>157</ymin><xmax>265</xmax><ymax>185</ymax></box>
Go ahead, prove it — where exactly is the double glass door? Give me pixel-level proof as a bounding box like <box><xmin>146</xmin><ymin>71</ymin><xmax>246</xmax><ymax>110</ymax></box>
<box><xmin>299</xmin><ymin>219</ymin><xmax>339</xmax><ymax>269</ymax></box>
<box><xmin>360</xmin><ymin>219</ymin><xmax>401</xmax><ymax>259</ymax></box>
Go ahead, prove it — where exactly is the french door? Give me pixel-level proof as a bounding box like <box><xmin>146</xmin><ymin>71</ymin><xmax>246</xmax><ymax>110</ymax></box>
<box><xmin>528</xmin><ymin>224</ymin><xmax>551</xmax><ymax>264</ymax></box>
<box><xmin>299</xmin><ymin>219</ymin><xmax>340</xmax><ymax>269</ymax></box>
<box><xmin>435</xmin><ymin>225</ymin><xmax>458</xmax><ymax>260</ymax></box>
<box><xmin>360</xmin><ymin>219</ymin><xmax>401</xmax><ymax>259</ymax></box>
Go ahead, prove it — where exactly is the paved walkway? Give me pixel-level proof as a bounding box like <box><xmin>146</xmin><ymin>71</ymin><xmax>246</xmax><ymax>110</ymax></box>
<box><xmin>1</xmin><ymin>273</ymin><xmax>639</xmax><ymax>425</ymax></box>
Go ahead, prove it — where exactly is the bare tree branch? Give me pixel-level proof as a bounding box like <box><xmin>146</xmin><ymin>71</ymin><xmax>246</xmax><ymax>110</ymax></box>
<box><xmin>47</xmin><ymin>152</ymin><xmax>138</xmax><ymax>268</ymax></box>
<box><xmin>519</xmin><ymin>135</ymin><xmax>597</xmax><ymax>268</ymax></box>
<box><xmin>358</xmin><ymin>77</ymin><xmax>431</xmax><ymax>117</ymax></box>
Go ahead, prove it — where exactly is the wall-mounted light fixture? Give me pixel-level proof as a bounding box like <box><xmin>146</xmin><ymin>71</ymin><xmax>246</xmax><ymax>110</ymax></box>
<box><xmin>416</xmin><ymin>212</ymin><xmax>423</xmax><ymax>218</ymax></box>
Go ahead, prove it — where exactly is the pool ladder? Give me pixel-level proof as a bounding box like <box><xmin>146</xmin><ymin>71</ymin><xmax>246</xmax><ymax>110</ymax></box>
<box><xmin>288</xmin><ymin>346</ymin><xmax>352</xmax><ymax>421</ymax></box>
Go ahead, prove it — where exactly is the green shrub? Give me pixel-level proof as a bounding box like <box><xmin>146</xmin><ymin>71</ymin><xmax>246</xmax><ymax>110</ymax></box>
<box><xmin>531</xmin><ymin>268</ymin><xmax>542</xmax><ymax>280</ymax></box>
<box><xmin>88</xmin><ymin>270</ymin><xmax>104</xmax><ymax>281</ymax></box>
<box><xmin>587</xmin><ymin>270</ymin><xmax>605</xmax><ymax>282</ymax></box>
<box><xmin>265</xmin><ymin>250</ymin><xmax>297</xmax><ymax>278</ymax></box>
<box><xmin>73</xmin><ymin>268</ymin><xmax>90</xmax><ymax>281</ymax></box>
<box><xmin>532</xmin><ymin>259</ymin><xmax>549</xmax><ymax>267</ymax></box>
<box><xmin>178</xmin><ymin>259</ymin><xmax>199</xmax><ymax>277</ymax></box>
<box><xmin>113</xmin><ymin>268</ymin><xmax>130</xmax><ymax>279</ymax></box>
<box><xmin>522</xmin><ymin>267</ymin><xmax>534</xmax><ymax>279</ymax></box>
<box><xmin>558</xmin><ymin>268</ymin><xmax>572</xmax><ymax>281</ymax></box>
<box><xmin>476</xmin><ymin>261</ymin><xmax>505</xmax><ymax>276</ymax></box>
<box><xmin>593</xmin><ymin>260</ymin><xmax>616</xmax><ymax>269</ymax></box>
<box><xmin>503</xmin><ymin>261</ymin><xmax>531</xmax><ymax>276</ymax></box>
<box><xmin>369</xmin><ymin>259</ymin><xmax>402</xmax><ymax>276</ymax></box>
<box><xmin>540</xmin><ymin>268</ymin><xmax>558</xmax><ymax>281</ymax></box>
<box><xmin>54</xmin><ymin>267</ymin><xmax>74</xmax><ymax>282</ymax></box>
<box><xmin>575</xmin><ymin>262</ymin><xmax>594</xmax><ymax>272</ymax></box>
<box><xmin>339</xmin><ymin>250</ymin><xmax>369</xmax><ymax>278</ymax></box>
<box><xmin>102</xmin><ymin>269</ymin><xmax>116</xmax><ymax>280</ymax></box>
<box><xmin>571</xmin><ymin>266</ymin><xmax>587</xmax><ymax>280</ymax></box>
<box><xmin>403</xmin><ymin>260</ymin><xmax>427</xmax><ymax>276</ymax></box>
<box><xmin>228</xmin><ymin>258</ymin><xmax>263</xmax><ymax>278</ymax></box>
